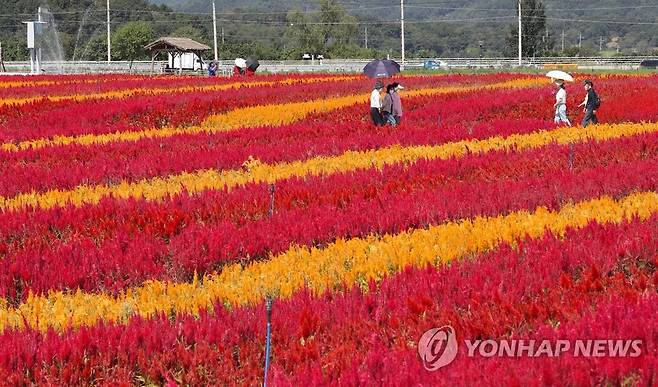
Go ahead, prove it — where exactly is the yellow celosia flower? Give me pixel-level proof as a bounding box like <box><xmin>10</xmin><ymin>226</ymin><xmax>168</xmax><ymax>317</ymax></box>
<box><xmin>0</xmin><ymin>77</ymin><xmax>543</xmax><ymax>153</ymax></box>
<box><xmin>1</xmin><ymin>190</ymin><xmax>658</xmax><ymax>332</ymax></box>
<box><xmin>0</xmin><ymin>75</ymin><xmax>360</xmax><ymax>107</ymax></box>
<box><xmin>1</xmin><ymin>121</ymin><xmax>658</xmax><ymax>214</ymax></box>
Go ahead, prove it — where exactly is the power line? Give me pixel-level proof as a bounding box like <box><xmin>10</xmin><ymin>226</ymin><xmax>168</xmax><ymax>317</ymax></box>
<box><xmin>550</xmin><ymin>5</ymin><xmax>658</xmax><ymax>11</ymax></box>
<box><xmin>538</xmin><ymin>15</ymin><xmax>658</xmax><ymax>26</ymax></box>
<box><xmin>1</xmin><ymin>1</ymin><xmax>658</xmax><ymax>17</ymax></box>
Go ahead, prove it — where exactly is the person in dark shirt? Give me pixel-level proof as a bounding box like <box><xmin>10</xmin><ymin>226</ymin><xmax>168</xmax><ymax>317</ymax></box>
<box><xmin>208</xmin><ymin>61</ymin><xmax>217</xmax><ymax>76</ymax></box>
<box><xmin>578</xmin><ymin>80</ymin><xmax>599</xmax><ymax>127</ymax></box>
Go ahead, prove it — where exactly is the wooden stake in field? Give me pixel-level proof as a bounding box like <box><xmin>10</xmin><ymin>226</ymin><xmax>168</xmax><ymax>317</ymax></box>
<box><xmin>268</xmin><ymin>184</ymin><xmax>276</xmax><ymax>218</ymax></box>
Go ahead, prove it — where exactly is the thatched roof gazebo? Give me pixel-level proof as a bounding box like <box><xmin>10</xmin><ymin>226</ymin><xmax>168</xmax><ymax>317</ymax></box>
<box><xmin>144</xmin><ymin>37</ymin><xmax>211</xmax><ymax>74</ymax></box>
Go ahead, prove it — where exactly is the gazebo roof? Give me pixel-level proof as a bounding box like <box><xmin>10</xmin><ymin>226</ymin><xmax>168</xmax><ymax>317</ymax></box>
<box><xmin>144</xmin><ymin>37</ymin><xmax>211</xmax><ymax>52</ymax></box>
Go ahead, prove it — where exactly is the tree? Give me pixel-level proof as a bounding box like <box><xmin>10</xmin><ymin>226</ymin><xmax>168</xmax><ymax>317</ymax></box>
<box><xmin>171</xmin><ymin>26</ymin><xmax>206</xmax><ymax>45</ymax></box>
<box><xmin>505</xmin><ymin>0</ymin><xmax>553</xmax><ymax>57</ymax></box>
<box><xmin>0</xmin><ymin>36</ymin><xmax>27</xmax><ymax>61</ymax></box>
<box><xmin>112</xmin><ymin>21</ymin><xmax>154</xmax><ymax>69</ymax></box>
<box><xmin>318</xmin><ymin>0</ymin><xmax>357</xmax><ymax>47</ymax></box>
<box><xmin>285</xmin><ymin>0</ymin><xmax>358</xmax><ymax>58</ymax></box>
<box><xmin>78</xmin><ymin>34</ymin><xmax>108</xmax><ymax>61</ymax></box>
<box><xmin>285</xmin><ymin>10</ymin><xmax>324</xmax><ymax>55</ymax></box>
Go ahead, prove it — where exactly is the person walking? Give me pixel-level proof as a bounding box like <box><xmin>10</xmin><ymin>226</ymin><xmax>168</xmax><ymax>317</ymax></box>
<box><xmin>381</xmin><ymin>84</ymin><xmax>396</xmax><ymax>126</ymax></box>
<box><xmin>578</xmin><ymin>79</ymin><xmax>599</xmax><ymax>127</ymax></box>
<box><xmin>391</xmin><ymin>82</ymin><xmax>404</xmax><ymax>125</ymax></box>
<box><xmin>553</xmin><ymin>80</ymin><xmax>571</xmax><ymax>126</ymax></box>
<box><xmin>370</xmin><ymin>80</ymin><xmax>385</xmax><ymax>126</ymax></box>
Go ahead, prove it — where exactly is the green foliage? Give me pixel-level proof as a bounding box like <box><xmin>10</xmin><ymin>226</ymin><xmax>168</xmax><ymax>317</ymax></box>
<box><xmin>161</xmin><ymin>0</ymin><xmax>658</xmax><ymax>58</ymax></box>
<box><xmin>561</xmin><ymin>46</ymin><xmax>598</xmax><ymax>57</ymax></box>
<box><xmin>112</xmin><ymin>21</ymin><xmax>154</xmax><ymax>64</ymax></box>
<box><xmin>284</xmin><ymin>0</ymin><xmax>359</xmax><ymax>57</ymax></box>
<box><xmin>1</xmin><ymin>0</ymin><xmax>657</xmax><ymax>61</ymax></box>
<box><xmin>79</xmin><ymin>34</ymin><xmax>109</xmax><ymax>61</ymax></box>
<box><xmin>218</xmin><ymin>41</ymin><xmax>278</xmax><ymax>61</ymax></box>
<box><xmin>504</xmin><ymin>0</ymin><xmax>554</xmax><ymax>57</ymax></box>
<box><xmin>0</xmin><ymin>36</ymin><xmax>27</xmax><ymax>61</ymax></box>
<box><xmin>171</xmin><ymin>26</ymin><xmax>207</xmax><ymax>45</ymax></box>
<box><xmin>0</xmin><ymin>0</ymin><xmax>194</xmax><ymax>60</ymax></box>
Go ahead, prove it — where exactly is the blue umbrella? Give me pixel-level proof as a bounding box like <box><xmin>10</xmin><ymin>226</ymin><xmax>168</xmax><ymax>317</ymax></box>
<box><xmin>363</xmin><ymin>59</ymin><xmax>401</xmax><ymax>78</ymax></box>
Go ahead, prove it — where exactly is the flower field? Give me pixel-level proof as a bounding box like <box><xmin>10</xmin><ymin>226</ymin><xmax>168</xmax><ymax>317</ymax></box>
<box><xmin>1</xmin><ymin>71</ymin><xmax>658</xmax><ymax>385</ymax></box>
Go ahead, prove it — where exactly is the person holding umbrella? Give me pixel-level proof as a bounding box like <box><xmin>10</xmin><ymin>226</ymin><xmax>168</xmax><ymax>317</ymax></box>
<box><xmin>233</xmin><ymin>58</ymin><xmax>247</xmax><ymax>76</ymax></box>
<box><xmin>553</xmin><ymin>80</ymin><xmax>571</xmax><ymax>127</ymax></box>
<box><xmin>370</xmin><ymin>80</ymin><xmax>385</xmax><ymax>126</ymax></box>
<box><xmin>546</xmin><ymin>70</ymin><xmax>573</xmax><ymax>127</ymax></box>
<box><xmin>363</xmin><ymin>60</ymin><xmax>400</xmax><ymax>126</ymax></box>
<box><xmin>245</xmin><ymin>58</ymin><xmax>259</xmax><ymax>76</ymax></box>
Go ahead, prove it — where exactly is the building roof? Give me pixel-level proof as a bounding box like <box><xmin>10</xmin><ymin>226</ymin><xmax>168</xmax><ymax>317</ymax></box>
<box><xmin>144</xmin><ymin>37</ymin><xmax>211</xmax><ymax>52</ymax></box>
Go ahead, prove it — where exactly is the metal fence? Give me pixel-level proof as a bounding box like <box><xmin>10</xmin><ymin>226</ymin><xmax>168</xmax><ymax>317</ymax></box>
<box><xmin>2</xmin><ymin>56</ymin><xmax>656</xmax><ymax>75</ymax></box>
<box><xmin>1</xmin><ymin>60</ymin><xmax>166</xmax><ymax>74</ymax></box>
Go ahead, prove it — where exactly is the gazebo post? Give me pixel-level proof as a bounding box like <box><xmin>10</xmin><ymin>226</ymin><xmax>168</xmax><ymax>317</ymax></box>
<box><xmin>196</xmin><ymin>52</ymin><xmax>203</xmax><ymax>72</ymax></box>
<box><xmin>150</xmin><ymin>51</ymin><xmax>158</xmax><ymax>75</ymax></box>
<box><xmin>178</xmin><ymin>51</ymin><xmax>183</xmax><ymax>75</ymax></box>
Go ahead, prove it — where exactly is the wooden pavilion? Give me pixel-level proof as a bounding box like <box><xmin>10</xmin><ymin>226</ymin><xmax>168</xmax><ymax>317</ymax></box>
<box><xmin>144</xmin><ymin>37</ymin><xmax>211</xmax><ymax>74</ymax></box>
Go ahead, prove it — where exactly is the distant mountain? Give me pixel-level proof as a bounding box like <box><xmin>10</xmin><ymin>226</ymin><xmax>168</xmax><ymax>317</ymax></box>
<box><xmin>150</xmin><ymin>0</ymin><xmax>292</xmax><ymax>12</ymax></box>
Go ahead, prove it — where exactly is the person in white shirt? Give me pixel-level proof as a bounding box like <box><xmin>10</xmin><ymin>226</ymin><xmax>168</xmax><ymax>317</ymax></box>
<box><xmin>553</xmin><ymin>80</ymin><xmax>571</xmax><ymax>126</ymax></box>
<box><xmin>370</xmin><ymin>80</ymin><xmax>385</xmax><ymax>126</ymax></box>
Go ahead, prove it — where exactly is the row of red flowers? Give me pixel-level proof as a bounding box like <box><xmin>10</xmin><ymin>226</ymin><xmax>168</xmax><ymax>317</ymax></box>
<box><xmin>0</xmin><ymin>73</ymin><xmax>503</xmax><ymax>143</ymax></box>
<box><xmin>0</xmin><ymin>72</ymin><xmax>367</xmax><ymax>100</ymax></box>
<box><xmin>0</xmin><ymin>85</ymin><xmax>553</xmax><ymax>196</ymax></box>
<box><xmin>1</xmin><ymin>72</ymin><xmax>657</xmax><ymax>386</ymax></box>
<box><xmin>3</xmin><ymin>75</ymin><xmax>658</xmax><ymax>198</ymax></box>
<box><xmin>2</xmin><ymin>130</ymin><xmax>658</xmax><ymax>299</ymax></box>
<box><xmin>0</xmin><ymin>211</ymin><xmax>656</xmax><ymax>385</ymax></box>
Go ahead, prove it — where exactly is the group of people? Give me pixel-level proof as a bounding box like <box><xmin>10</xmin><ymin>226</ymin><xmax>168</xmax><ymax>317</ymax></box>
<box><xmin>553</xmin><ymin>79</ymin><xmax>601</xmax><ymax>127</ymax></box>
<box><xmin>368</xmin><ymin>76</ymin><xmax>601</xmax><ymax>129</ymax></box>
<box><xmin>206</xmin><ymin>61</ymin><xmax>256</xmax><ymax>77</ymax></box>
<box><xmin>233</xmin><ymin>65</ymin><xmax>256</xmax><ymax>77</ymax></box>
<box><xmin>370</xmin><ymin>80</ymin><xmax>404</xmax><ymax>126</ymax></box>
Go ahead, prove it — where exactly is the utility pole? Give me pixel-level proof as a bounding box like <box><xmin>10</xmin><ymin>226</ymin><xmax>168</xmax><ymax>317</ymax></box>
<box><xmin>37</xmin><ymin>7</ymin><xmax>43</xmax><ymax>73</ymax></box>
<box><xmin>578</xmin><ymin>32</ymin><xmax>582</xmax><ymax>49</ymax></box>
<box><xmin>599</xmin><ymin>36</ymin><xmax>603</xmax><ymax>51</ymax></box>
<box><xmin>106</xmin><ymin>0</ymin><xmax>111</xmax><ymax>62</ymax></box>
<box><xmin>212</xmin><ymin>1</ymin><xmax>218</xmax><ymax>61</ymax></box>
<box><xmin>561</xmin><ymin>29</ymin><xmax>565</xmax><ymax>52</ymax></box>
<box><xmin>221</xmin><ymin>27</ymin><xmax>225</xmax><ymax>45</ymax></box>
<box><xmin>400</xmin><ymin>0</ymin><xmax>405</xmax><ymax>67</ymax></box>
<box><xmin>517</xmin><ymin>0</ymin><xmax>522</xmax><ymax>66</ymax></box>
<box><xmin>0</xmin><ymin>41</ymin><xmax>5</xmax><ymax>72</ymax></box>
<box><xmin>364</xmin><ymin>26</ymin><xmax>368</xmax><ymax>49</ymax></box>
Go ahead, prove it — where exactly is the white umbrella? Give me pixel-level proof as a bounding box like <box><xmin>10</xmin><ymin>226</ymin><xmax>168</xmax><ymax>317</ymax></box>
<box><xmin>234</xmin><ymin>58</ymin><xmax>247</xmax><ymax>68</ymax></box>
<box><xmin>546</xmin><ymin>70</ymin><xmax>574</xmax><ymax>82</ymax></box>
